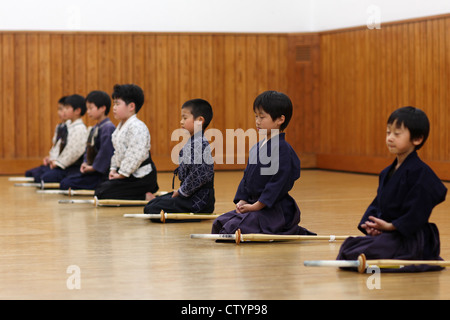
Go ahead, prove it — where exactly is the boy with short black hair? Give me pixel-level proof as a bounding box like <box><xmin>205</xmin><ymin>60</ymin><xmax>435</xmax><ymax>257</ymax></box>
<box><xmin>25</xmin><ymin>96</ymin><xmax>69</xmax><ymax>182</ymax></box>
<box><xmin>41</xmin><ymin>94</ymin><xmax>88</xmax><ymax>183</ymax></box>
<box><xmin>211</xmin><ymin>91</ymin><xmax>315</xmax><ymax>235</ymax></box>
<box><xmin>59</xmin><ymin>90</ymin><xmax>115</xmax><ymax>190</ymax></box>
<box><xmin>95</xmin><ymin>84</ymin><xmax>159</xmax><ymax>200</ymax></box>
<box><xmin>337</xmin><ymin>106</ymin><xmax>447</xmax><ymax>272</ymax></box>
<box><xmin>144</xmin><ymin>98</ymin><xmax>215</xmax><ymax>215</ymax></box>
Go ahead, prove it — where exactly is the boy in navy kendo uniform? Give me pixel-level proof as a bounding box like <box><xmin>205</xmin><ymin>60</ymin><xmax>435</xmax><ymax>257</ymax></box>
<box><xmin>59</xmin><ymin>90</ymin><xmax>115</xmax><ymax>190</ymax></box>
<box><xmin>211</xmin><ymin>91</ymin><xmax>315</xmax><ymax>236</ymax></box>
<box><xmin>337</xmin><ymin>106</ymin><xmax>447</xmax><ymax>272</ymax></box>
<box><xmin>144</xmin><ymin>98</ymin><xmax>215</xmax><ymax>215</ymax></box>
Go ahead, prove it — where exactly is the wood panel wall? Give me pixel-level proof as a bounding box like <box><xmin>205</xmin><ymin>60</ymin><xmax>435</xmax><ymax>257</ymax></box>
<box><xmin>317</xmin><ymin>14</ymin><xmax>450</xmax><ymax>180</ymax></box>
<box><xmin>1</xmin><ymin>13</ymin><xmax>449</xmax><ymax>180</ymax></box>
<box><xmin>287</xmin><ymin>34</ymin><xmax>320</xmax><ymax>167</ymax></box>
<box><xmin>0</xmin><ymin>32</ymin><xmax>291</xmax><ymax>174</ymax></box>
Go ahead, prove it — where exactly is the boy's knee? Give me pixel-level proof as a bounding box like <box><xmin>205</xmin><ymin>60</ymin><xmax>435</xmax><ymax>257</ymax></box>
<box><xmin>59</xmin><ymin>179</ymin><xmax>70</xmax><ymax>190</ymax></box>
<box><xmin>143</xmin><ymin>202</ymin><xmax>159</xmax><ymax>214</ymax></box>
<box><xmin>41</xmin><ymin>169</ymin><xmax>60</xmax><ymax>183</ymax></box>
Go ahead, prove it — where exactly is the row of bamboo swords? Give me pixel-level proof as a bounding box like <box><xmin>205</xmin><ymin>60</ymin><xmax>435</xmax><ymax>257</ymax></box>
<box><xmin>10</xmin><ymin>176</ymin><xmax>450</xmax><ymax>273</ymax></box>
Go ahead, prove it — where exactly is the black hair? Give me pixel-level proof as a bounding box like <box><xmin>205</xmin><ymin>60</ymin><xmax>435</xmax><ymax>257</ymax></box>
<box><xmin>387</xmin><ymin>106</ymin><xmax>430</xmax><ymax>150</ymax></box>
<box><xmin>58</xmin><ymin>96</ymin><xmax>68</xmax><ymax>104</ymax></box>
<box><xmin>112</xmin><ymin>84</ymin><xmax>144</xmax><ymax>113</ymax></box>
<box><xmin>64</xmin><ymin>94</ymin><xmax>86</xmax><ymax>116</ymax></box>
<box><xmin>181</xmin><ymin>98</ymin><xmax>213</xmax><ymax>130</ymax></box>
<box><xmin>253</xmin><ymin>91</ymin><xmax>293</xmax><ymax>131</ymax></box>
<box><xmin>86</xmin><ymin>90</ymin><xmax>112</xmax><ymax>115</ymax></box>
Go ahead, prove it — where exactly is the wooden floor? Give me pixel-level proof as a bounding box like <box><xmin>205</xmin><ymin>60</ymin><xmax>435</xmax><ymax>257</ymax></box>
<box><xmin>1</xmin><ymin>170</ymin><xmax>450</xmax><ymax>300</ymax></box>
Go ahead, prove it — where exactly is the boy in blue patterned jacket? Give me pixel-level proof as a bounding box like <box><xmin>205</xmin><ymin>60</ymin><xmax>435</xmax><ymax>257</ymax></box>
<box><xmin>144</xmin><ymin>99</ymin><xmax>215</xmax><ymax>215</ymax></box>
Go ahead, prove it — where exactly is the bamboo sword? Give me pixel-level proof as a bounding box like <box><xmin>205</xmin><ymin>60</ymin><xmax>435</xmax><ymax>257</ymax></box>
<box><xmin>190</xmin><ymin>229</ymin><xmax>351</xmax><ymax>244</ymax></box>
<box><xmin>14</xmin><ymin>182</ymin><xmax>60</xmax><ymax>189</ymax></box>
<box><xmin>304</xmin><ymin>254</ymin><xmax>450</xmax><ymax>273</ymax></box>
<box><xmin>37</xmin><ymin>188</ymin><xmax>95</xmax><ymax>196</ymax></box>
<box><xmin>124</xmin><ymin>210</ymin><xmax>221</xmax><ymax>223</ymax></box>
<box><xmin>8</xmin><ymin>177</ymin><xmax>34</xmax><ymax>182</ymax></box>
<box><xmin>59</xmin><ymin>196</ymin><xmax>148</xmax><ymax>207</ymax></box>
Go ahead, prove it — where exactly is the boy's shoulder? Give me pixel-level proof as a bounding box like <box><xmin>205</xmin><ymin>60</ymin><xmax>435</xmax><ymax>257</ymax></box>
<box><xmin>408</xmin><ymin>154</ymin><xmax>447</xmax><ymax>200</ymax></box>
<box><xmin>69</xmin><ymin>118</ymin><xmax>87</xmax><ymax>129</ymax></box>
<box><xmin>403</xmin><ymin>152</ymin><xmax>433</xmax><ymax>173</ymax></box>
<box><xmin>183</xmin><ymin>134</ymin><xmax>213</xmax><ymax>156</ymax></box>
<box><xmin>186</xmin><ymin>133</ymin><xmax>210</xmax><ymax>144</ymax></box>
<box><xmin>271</xmin><ymin>134</ymin><xmax>297</xmax><ymax>155</ymax></box>
<box><xmin>398</xmin><ymin>152</ymin><xmax>444</xmax><ymax>188</ymax></box>
<box><xmin>122</xmin><ymin>116</ymin><xmax>149</xmax><ymax>132</ymax></box>
<box><xmin>100</xmin><ymin>118</ymin><xmax>116</xmax><ymax>129</ymax></box>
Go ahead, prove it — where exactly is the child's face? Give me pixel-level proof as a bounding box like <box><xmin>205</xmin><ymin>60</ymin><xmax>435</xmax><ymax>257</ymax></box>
<box><xmin>180</xmin><ymin>108</ymin><xmax>202</xmax><ymax>135</ymax></box>
<box><xmin>386</xmin><ymin>121</ymin><xmax>422</xmax><ymax>156</ymax></box>
<box><xmin>86</xmin><ymin>102</ymin><xmax>104</xmax><ymax>121</ymax></box>
<box><xmin>113</xmin><ymin>98</ymin><xmax>134</xmax><ymax>121</ymax></box>
<box><xmin>254</xmin><ymin>107</ymin><xmax>284</xmax><ymax>138</ymax></box>
<box><xmin>63</xmin><ymin>105</ymin><xmax>79</xmax><ymax>121</ymax></box>
<box><xmin>57</xmin><ymin>103</ymin><xmax>66</xmax><ymax>121</ymax></box>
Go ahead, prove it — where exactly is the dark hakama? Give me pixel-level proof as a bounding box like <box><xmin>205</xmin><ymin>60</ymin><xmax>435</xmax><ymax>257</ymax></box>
<box><xmin>211</xmin><ymin>133</ymin><xmax>315</xmax><ymax>235</ymax></box>
<box><xmin>144</xmin><ymin>133</ymin><xmax>215</xmax><ymax>215</ymax></box>
<box><xmin>337</xmin><ymin>151</ymin><xmax>447</xmax><ymax>272</ymax></box>
<box><xmin>94</xmin><ymin>161</ymin><xmax>158</xmax><ymax>200</ymax></box>
<box><xmin>25</xmin><ymin>122</ymin><xmax>68</xmax><ymax>182</ymax></box>
<box><xmin>59</xmin><ymin>118</ymin><xmax>115</xmax><ymax>190</ymax></box>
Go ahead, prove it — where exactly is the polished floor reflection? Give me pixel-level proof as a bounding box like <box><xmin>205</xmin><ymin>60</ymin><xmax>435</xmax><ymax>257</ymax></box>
<box><xmin>1</xmin><ymin>170</ymin><xmax>449</xmax><ymax>299</ymax></box>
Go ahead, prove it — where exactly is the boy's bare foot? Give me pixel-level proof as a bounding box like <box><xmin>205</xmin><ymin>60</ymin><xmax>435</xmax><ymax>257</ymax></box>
<box><xmin>145</xmin><ymin>192</ymin><xmax>155</xmax><ymax>201</ymax></box>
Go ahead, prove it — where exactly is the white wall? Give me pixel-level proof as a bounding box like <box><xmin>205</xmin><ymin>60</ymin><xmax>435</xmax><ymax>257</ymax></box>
<box><xmin>0</xmin><ymin>0</ymin><xmax>448</xmax><ymax>33</ymax></box>
<box><xmin>0</xmin><ymin>0</ymin><xmax>313</xmax><ymax>32</ymax></box>
<box><xmin>312</xmin><ymin>0</ymin><xmax>450</xmax><ymax>31</ymax></box>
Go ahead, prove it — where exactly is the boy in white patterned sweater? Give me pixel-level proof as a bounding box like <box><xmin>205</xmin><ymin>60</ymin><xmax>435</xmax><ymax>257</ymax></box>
<box><xmin>95</xmin><ymin>84</ymin><xmax>159</xmax><ymax>200</ymax></box>
<box><xmin>41</xmin><ymin>94</ymin><xmax>88</xmax><ymax>183</ymax></box>
<box><xmin>25</xmin><ymin>96</ymin><xmax>69</xmax><ymax>182</ymax></box>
